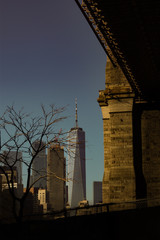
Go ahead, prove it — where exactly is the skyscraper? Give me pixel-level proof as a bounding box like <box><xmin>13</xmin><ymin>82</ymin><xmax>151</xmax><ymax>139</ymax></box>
<box><xmin>47</xmin><ymin>144</ymin><xmax>66</xmax><ymax>211</ymax></box>
<box><xmin>3</xmin><ymin>151</ymin><xmax>22</xmax><ymax>184</ymax></box>
<box><xmin>31</xmin><ymin>141</ymin><xmax>47</xmax><ymax>189</ymax></box>
<box><xmin>68</xmin><ymin>99</ymin><xmax>86</xmax><ymax>208</ymax></box>
<box><xmin>93</xmin><ymin>181</ymin><xmax>102</xmax><ymax>205</ymax></box>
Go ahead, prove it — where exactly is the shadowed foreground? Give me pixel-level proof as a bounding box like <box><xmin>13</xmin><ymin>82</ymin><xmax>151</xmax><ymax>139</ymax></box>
<box><xmin>1</xmin><ymin>205</ymin><xmax>160</xmax><ymax>240</ymax></box>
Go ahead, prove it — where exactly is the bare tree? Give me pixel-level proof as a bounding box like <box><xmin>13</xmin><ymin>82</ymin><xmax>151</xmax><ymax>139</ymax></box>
<box><xmin>0</xmin><ymin>104</ymin><xmax>67</xmax><ymax>223</ymax></box>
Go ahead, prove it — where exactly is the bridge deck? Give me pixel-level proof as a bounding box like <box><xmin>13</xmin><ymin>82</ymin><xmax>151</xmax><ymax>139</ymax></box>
<box><xmin>76</xmin><ymin>0</ymin><xmax>160</xmax><ymax>100</ymax></box>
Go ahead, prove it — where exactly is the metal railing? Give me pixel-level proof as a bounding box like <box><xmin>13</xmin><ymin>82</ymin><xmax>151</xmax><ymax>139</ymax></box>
<box><xmin>22</xmin><ymin>197</ymin><xmax>160</xmax><ymax>221</ymax></box>
<box><xmin>1</xmin><ymin>198</ymin><xmax>160</xmax><ymax>223</ymax></box>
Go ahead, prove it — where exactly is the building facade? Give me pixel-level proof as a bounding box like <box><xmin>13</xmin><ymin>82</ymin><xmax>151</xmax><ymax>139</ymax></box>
<box><xmin>3</xmin><ymin>151</ymin><xmax>22</xmax><ymax>184</ymax></box>
<box><xmin>31</xmin><ymin>141</ymin><xmax>47</xmax><ymax>189</ymax></box>
<box><xmin>23</xmin><ymin>187</ymin><xmax>43</xmax><ymax>215</ymax></box>
<box><xmin>68</xmin><ymin>101</ymin><xmax>86</xmax><ymax>208</ymax></box>
<box><xmin>38</xmin><ymin>188</ymin><xmax>48</xmax><ymax>213</ymax></box>
<box><xmin>47</xmin><ymin>144</ymin><xmax>66</xmax><ymax>211</ymax></box>
<box><xmin>93</xmin><ymin>181</ymin><xmax>102</xmax><ymax>205</ymax></box>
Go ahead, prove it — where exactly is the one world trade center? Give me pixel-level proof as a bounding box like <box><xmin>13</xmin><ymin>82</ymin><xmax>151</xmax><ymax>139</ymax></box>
<box><xmin>68</xmin><ymin>99</ymin><xmax>86</xmax><ymax>208</ymax></box>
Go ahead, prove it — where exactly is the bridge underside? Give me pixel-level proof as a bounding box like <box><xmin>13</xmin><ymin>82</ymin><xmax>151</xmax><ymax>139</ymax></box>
<box><xmin>76</xmin><ymin>0</ymin><xmax>160</xmax><ymax>100</ymax></box>
<box><xmin>75</xmin><ymin>0</ymin><xmax>160</xmax><ymax>207</ymax></box>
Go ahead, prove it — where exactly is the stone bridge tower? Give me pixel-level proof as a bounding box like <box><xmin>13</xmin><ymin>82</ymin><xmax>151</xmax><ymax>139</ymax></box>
<box><xmin>75</xmin><ymin>0</ymin><xmax>160</xmax><ymax>208</ymax></box>
<box><xmin>98</xmin><ymin>59</ymin><xmax>160</xmax><ymax>207</ymax></box>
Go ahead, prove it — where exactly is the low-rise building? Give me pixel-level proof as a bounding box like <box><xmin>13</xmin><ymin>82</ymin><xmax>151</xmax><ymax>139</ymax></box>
<box><xmin>38</xmin><ymin>188</ymin><xmax>48</xmax><ymax>213</ymax></box>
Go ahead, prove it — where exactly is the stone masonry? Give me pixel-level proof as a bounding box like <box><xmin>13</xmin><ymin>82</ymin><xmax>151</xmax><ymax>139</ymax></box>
<box><xmin>141</xmin><ymin>110</ymin><xmax>160</xmax><ymax>206</ymax></box>
<box><xmin>98</xmin><ymin>59</ymin><xmax>160</xmax><ymax>207</ymax></box>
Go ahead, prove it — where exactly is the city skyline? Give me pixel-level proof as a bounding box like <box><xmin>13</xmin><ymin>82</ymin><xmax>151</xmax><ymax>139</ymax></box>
<box><xmin>0</xmin><ymin>0</ymin><xmax>106</xmax><ymax>203</ymax></box>
<box><xmin>0</xmin><ymin>105</ymin><xmax>99</xmax><ymax>204</ymax></box>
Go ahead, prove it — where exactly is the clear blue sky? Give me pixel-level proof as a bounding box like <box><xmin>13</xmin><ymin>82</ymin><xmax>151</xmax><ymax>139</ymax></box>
<box><xmin>0</xmin><ymin>0</ymin><xmax>107</xmax><ymax>203</ymax></box>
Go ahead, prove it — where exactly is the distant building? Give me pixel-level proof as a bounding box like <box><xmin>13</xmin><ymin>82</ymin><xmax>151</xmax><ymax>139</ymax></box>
<box><xmin>3</xmin><ymin>151</ymin><xmax>22</xmax><ymax>184</ymax></box>
<box><xmin>93</xmin><ymin>181</ymin><xmax>102</xmax><ymax>205</ymax></box>
<box><xmin>0</xmin><ymin>166</ymin><xmax>23</xmax><ymax>221</ymax></box>
<box><xmin>38</xmin><ymin>188</ymin><xmax>48</xmax><ymax>213</ymax></box>
<box><xmin>0</xmin><ymin>175</ymin><xmax>2</xmax><ymax>192</ymax></box>
<box><xmin>0</xmin><ymin>189</ymin><xmax>15</xmax><ymax>222</ymax></box>
<box><xmin>47</xmin><ymin>144</ymin><xmax>66</xmax><ymax>211</ymax></box>
<box><xmin>31</xmin><ymin>141</ymin><xmax>47</xmax><ymax>189</ymax></box>
<box><xmin>23</xmin><ymin>187</ymin><xmax>43</xmax><ymax>215</ymax></box>
<box><xmin>65</xmin><ymin>185</ymin><xmax>68</xmax><ymax>204</ymax></box>
<box><xmin>0</xmin><ymin>166</ymin><xmax>23</xmax><ymax>198</ymax></box>
<box><xmin>0</xmin><ymin>166</ymin><xmax>18</xmax><ymax>189</ymax></box>
<box><xmin>68</xmin><ymin>100</ymin><xmax>86</xmax><ymax>208</ymax></box>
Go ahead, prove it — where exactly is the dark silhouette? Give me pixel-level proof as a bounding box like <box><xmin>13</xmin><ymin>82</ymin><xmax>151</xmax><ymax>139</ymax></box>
<box><xmin>0</xmin><ymin>104</ymin><xmax>67</xmax><ymax>223</ymax></box>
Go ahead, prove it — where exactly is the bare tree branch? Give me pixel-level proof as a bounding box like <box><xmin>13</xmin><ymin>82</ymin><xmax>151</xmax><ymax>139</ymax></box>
<box><xmin>0</xmin><ymin>104</ymin><xmax>68</xmax><ymax>222</ymax></box>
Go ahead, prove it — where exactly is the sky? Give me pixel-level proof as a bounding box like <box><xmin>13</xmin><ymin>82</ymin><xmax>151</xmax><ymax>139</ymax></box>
<box><xmin>0</xmin><ymin>0</ymin><xmax>107</xmax><ymax>204</ymax></box>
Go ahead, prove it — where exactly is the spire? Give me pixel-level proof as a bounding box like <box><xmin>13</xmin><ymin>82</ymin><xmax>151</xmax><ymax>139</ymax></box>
<box><xmin>75</xmin><ymin>98</ymin><xmax>78</xmax><ymax>128</ymax></box>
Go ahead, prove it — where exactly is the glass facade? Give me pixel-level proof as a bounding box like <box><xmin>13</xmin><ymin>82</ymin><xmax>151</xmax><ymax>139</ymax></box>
<box><xmin>68</xmin><ymin>127</ymin><xmax>86</xmax><ymax>208</ymax></box>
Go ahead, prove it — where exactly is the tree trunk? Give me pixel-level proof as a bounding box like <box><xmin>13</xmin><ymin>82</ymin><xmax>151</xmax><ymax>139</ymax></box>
<box><xmin>17</xmin><ymin>199</ymin><xmax>24</xmax><ymax>223</ymax></box>
<box><xmin>12</xmin><ymin>197</ymin><xmax>18</xmax><ymax>222</ymax></box>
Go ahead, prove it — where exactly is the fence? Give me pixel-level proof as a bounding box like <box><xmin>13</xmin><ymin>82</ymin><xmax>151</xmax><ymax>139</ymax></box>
<box><xmin>22</xmin><ymin>197</ymin><xmax>160</xmax><ymax>221</ymax></box>
<box><xmin>1</xmin><ymin>197</ymin><xmax>160</xmax><ymax>223</ymax></box>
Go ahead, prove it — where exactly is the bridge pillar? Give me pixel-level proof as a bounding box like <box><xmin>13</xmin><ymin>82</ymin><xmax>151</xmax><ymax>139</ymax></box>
<box><xmin>98</xmin><ymin>59</ymin><xmax>160</xmax><ymax>208</ymax></box>
<box><xmin>141</xmin><ymin>106</ymin><xmax>160</xmax><ymax>206</ymax></box>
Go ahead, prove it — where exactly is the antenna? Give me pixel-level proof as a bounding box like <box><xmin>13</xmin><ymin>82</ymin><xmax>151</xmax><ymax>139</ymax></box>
<box><xmin>75</xmin><ymin>98</ymin><xmax>78</xmax><ymax>128</ymax></box>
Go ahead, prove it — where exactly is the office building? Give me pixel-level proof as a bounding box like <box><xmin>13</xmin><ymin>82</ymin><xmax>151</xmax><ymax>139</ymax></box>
<box><xmin>47</xmin><ymin>144</ymin><xmax>66</xmax><ymax>211</ymax></box>
<box><xmin>93</xmin><ymin>181</ymin><xmax>102</xmax><ymax>205</ymax></box>
<box><xmin>68</xmin><ymin>100</ymin><xmax>86</xmax><ymax>208</ymax></box>
<box><xmin>3</xmin><ymin>151</ymin><xmax>22</xmax><ymax>184</ymax></box>
<box><xmin>0</xmin><ymin>166</ymin><xmax>18</xmax><ymax>190</ymax></box>
<box><xmin>38</xmin><ymin>188</ymin><xmax>48</xmax><ymax>213</ymax></box>
<box><xmin>23</xmin><ymin>187</ymin><xmax>43</xmax><ymax>215</ymax></box>
<box><xmin>31</xmin><ymin>141</ymin><xmax>47</xmax><ymax>189</ymax></box>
